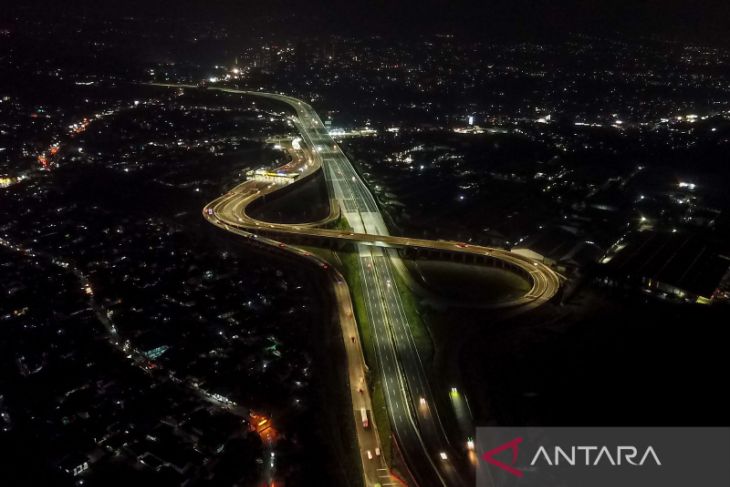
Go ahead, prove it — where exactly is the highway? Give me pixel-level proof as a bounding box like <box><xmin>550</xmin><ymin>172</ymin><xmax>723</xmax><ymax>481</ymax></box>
<box><xmin>153</xmin><ymin>83</ymin><xmax>561</xmax><ymax>487</ymax></box>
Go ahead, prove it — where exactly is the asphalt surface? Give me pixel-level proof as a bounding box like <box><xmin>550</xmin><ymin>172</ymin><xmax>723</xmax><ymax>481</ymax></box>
<box><xmin>152</xmin><ymin>83</ymin><xmax>561</xmax><ymax>487</ymax></box>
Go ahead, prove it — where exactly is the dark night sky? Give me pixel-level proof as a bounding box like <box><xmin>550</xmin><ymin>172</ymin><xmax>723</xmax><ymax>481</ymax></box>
<box><xmin>6</xmin><ymin>0</ymin><xmax>730</xmax><ymax>46</ymax></box>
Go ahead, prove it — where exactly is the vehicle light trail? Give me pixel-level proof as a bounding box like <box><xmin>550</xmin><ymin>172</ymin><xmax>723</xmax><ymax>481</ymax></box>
<box><xmin>153</xmin><ymin>83</ymin><xmax>561</xmax><ymax>487</ymax></box>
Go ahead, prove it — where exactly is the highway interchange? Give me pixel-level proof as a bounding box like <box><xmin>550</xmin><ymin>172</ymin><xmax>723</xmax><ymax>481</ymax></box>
<box><xmin>154</xmin><ymin>83</ymin><xmax>561</xmax><ymax>487</ymax></box>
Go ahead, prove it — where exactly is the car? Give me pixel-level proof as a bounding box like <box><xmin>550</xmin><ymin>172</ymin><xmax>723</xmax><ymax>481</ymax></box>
<box><xmin>278</xmin><ymin>243</ymin><xmax>286</xmax><ymax>248</ymax></box>
<box><xmin>375</xmin><ymin>448</ymin><xmax>381</xmax><ymax>456</ymax></box>
<box><xmin>366</xmin><ymin>450</ymin><xmax>373</xmax><ymax>460</ymax></box>
<box><xmin>206</xmin><ymin>208</ymin><xmax>214</xmax><ymax>215</ymax></box>
<box><xmin>321</xmin><ymin>263</ymin><xmax>329</xmax><ymax>270</ymax></box>
<box><xmin>456</xmin><ymin>243</ymin><xmax>468</xmax><ymax>248</ymax></box>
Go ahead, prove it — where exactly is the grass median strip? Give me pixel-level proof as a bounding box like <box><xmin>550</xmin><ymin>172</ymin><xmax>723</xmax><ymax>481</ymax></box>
<box><xmin>337</xmin><ymin>247</ymin><xmax>393</xmax><ymax>464</ymax></box>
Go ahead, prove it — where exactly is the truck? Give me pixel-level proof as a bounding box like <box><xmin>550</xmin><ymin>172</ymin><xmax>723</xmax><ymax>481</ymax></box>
<box><xmin>360</xmin><ymin>408</ymin><xmax>369</xmax><ymax>428</ymax></box>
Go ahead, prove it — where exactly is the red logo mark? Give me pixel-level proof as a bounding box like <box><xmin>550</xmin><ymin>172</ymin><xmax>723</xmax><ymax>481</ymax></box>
<box><xmin>481</xmin><ymin>437</ymin><xmax>524</xmax><ymax>478</ymax></box>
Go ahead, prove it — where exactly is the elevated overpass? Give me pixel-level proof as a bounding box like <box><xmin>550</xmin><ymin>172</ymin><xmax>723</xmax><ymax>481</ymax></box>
<box><xmin>153</xmin><ymin>83</ymin><xmax>561</xmax><ymax>487</ymax></box>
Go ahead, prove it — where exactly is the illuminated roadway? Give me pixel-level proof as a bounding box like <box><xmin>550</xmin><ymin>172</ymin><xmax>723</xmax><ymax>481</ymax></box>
<box><xmin>153</xmin><ymin>83</ymin><xmax>561</xmax><ymax>487</ymax></box>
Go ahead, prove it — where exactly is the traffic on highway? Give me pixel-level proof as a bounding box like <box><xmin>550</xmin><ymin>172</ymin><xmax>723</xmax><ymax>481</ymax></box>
<box><xmin>155</xmin><ymin>83</ymin><xmax>561</xmax><ymax>487</ymax></box>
